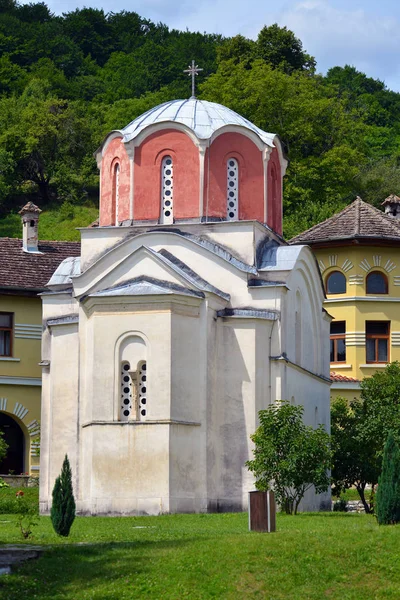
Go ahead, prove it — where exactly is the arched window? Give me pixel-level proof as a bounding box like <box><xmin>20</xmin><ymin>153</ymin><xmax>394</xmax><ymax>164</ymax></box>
<box><xmin>138</xmin><ymin>361</ymin><xmax>147</xmax><ymax>420</ymax></box>
<box><xmin>227</xmin><ymin>158</ymin><xmax>238</xmax><ymax>220</ymax></box>
<box><xmin>161</xmin><ymin>156</ymin><xmax>173</xmax><ymax>224</ymax></box>
<box><xmin>112</xmin><ymin>163</ymin><xmax>120</xmax><ymax>225</ymax></box>
<box><xmin>366</xmin><ymin>271</ymin><xmax>388</xmax><ymax>294</ymax></box>
<box><xmin>120</xmin><ymin>361</ymin><xmax>133</xmax><ymax>421</ymax></box>
<box><xmin>326</xmin><ymin>271</ymin><xmax>346</xmax><ymax>294</ymax></box>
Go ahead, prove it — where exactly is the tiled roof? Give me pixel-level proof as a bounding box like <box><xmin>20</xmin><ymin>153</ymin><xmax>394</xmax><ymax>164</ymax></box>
<box><xmin>290</xmin><ymin>197</ymin><xmax>400</xmax><ymax>245</ymax></box>
<box><xmin>381</xmin><ymin>194</ymin><xmax>400</xmax><ymax>207</ymax></box>
<box><xmin>330</xmin><ymin>372</ymin><xmax>359</xmax><ymax>382</ymax></box>
<box><xmin>0</xmin><ymin>238</ymin><xmax>80</xmax><ymax>291</ymax></box>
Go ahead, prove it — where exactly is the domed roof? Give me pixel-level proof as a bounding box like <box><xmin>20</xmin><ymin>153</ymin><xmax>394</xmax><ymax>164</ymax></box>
<box><xmin>119</xmin><ymin>98</ymin><xmax>276</xmax><ymax>147</ymax></box>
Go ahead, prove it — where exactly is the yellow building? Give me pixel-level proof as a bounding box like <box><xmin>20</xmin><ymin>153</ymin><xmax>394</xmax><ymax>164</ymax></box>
<box><xmin>0</xmin><ymin>203</ymin><xmax>80</xmax><ymax>476</ymax></box>
<box><xmin>290</xmin><ymin>195</ymin><xmax>400</xmax><ymax>400</ymax></box>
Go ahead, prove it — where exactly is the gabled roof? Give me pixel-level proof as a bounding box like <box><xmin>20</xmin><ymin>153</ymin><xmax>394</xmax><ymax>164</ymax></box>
<box><xmin>289</xmin><ymin>197</ymin><xmax>400</xmax><ymax>245</ymax></box>
<box><xmin>88</xmin><ymin>276</ymin><xmax>204</xmax><ymax>299</ymax></box>
<box><xmin>0</xmin><ymin>238</ymin><xmax>81</xmax><ymax>292</ymax></box>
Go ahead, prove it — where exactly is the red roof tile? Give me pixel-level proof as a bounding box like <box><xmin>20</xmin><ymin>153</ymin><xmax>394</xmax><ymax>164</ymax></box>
<box><xmin>330</xmin><ymin>371</ymin><xmax>359</xmax><ymax>382</ymax></box>
<box><xmin>0</xmin><ymin>238</ymin><xmax>80</xmax><ymax>292</ymax></box>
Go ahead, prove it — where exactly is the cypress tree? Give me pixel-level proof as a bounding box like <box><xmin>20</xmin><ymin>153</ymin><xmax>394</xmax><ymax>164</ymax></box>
<box><xmin>50</xmin><ymin>454</ymin><xmax>76</xmax><ymax>536</ymax></box>
<box><xmin>376</xmin><ymin>432</ymin><xmax>400</xmax><ymax>525</ymax></box>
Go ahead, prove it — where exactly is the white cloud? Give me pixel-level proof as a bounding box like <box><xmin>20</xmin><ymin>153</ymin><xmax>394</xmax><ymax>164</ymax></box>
<box><xmin>275</xmin><ymin>1</ymin><xmax>400</xmax><ymax>89</ymax></box>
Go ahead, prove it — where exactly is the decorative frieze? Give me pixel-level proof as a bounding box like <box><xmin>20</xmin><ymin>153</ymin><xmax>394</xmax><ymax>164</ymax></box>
<box><xmin>341</xmin><ymin>259</ymin><xmax>353</xmax><ymax>273</ymax></box>
<box><xmin>391</xmin><ymin>332</ymin><xmax>400</xmax><ymax>347</ymax></box>
<box><xmin>318</xmin><ymin>259</ymin><xmax>326</xmax><ymax>273</ymax></box>
<box><xmin>373</xmin><ymin>255</ymin><xmax>382</xmax><ymax>266</ymax></box>
<box><xmin>359</xmin><ymin>259</ymin><xmax>371</xmax><ymax>272</ymax></box>
<box><xmin>13</xmin><ymin>402</ymin><xmax>28</xmax><ymax>420</ymax></box>
<box><xmin>384</xmin><ymin>259</ymin><xmax>397</xmax><ymax>273</ymax></box>
<box><xmin>329</xmin><ymin>255</ymin><xmax>338</xmax><ymax>267</ymax></box>
<box><xmin>0</xmin><ymin>397</ymin><xmax>7</xmax><ymax>411</ymax></box>
<box><xmin>15</xmin><ymin>323</ymin><xmax>42</xmax><ymax>340</ymax></box>
<box><xmin>346</xmin><ymin>332</ymin><xmax>365</xmax><ymax>346</ymax></box>
<box><xmin>394</xmin><ymin>276</ymin><xmax>400</xmax><ymax>286</ymax></box>
<box><xmin>349</xmin><ymin>275</ymin><xmax>363</xmax><ymax>285</ymax></box>
<box><xmin>30</xmin><ymin>441</ymin><xmax>40</xmax><ymax>457</ymax></box>
<box><xmin>27</xmin><ymin>420</ymin><xmax>40</xmax><ymax>437</ymax></box>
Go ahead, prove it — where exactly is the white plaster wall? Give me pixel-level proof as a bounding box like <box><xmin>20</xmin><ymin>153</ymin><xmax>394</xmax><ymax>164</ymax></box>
<box><xmin>79</xmin><ymin>423</ymin><xmax>170</xmax><ymax>515</ymax></box>
<box><xmin>40</xmin><ymin>324</ymin><xmax>79</xmax><ymax>513</ymax></box>
<box><xmin>169</xmin><ymin>424</ymin><xmax>207</xmax><ymax>513</ymax></box>
<box><xmin>171</xmin><ymin>311</ymin><xmax>202</xmax><ymax>423</ymax></box>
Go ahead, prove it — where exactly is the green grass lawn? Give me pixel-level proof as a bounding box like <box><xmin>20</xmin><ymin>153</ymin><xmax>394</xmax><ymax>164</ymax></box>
<box><xmin>0</xmin><ymin>510</ymin><xmax>399</xmax><ymax>599</ymax></box>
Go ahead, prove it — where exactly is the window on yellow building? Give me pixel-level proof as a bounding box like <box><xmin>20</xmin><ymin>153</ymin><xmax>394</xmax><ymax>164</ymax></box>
<box><xmin>0</xmin><ymin>313</ymin><xmax>13</xmax><ymax>356</ymax></box>
<box><xmin>366</xmin><ymin>271</ymin><xmax>388</xmax><ymax>294</ymax></box>
<box><xmin>326</xmin><ymin>271</ymin><xmax>346</xmax><ymax>294</ymax></box>
<box><xmin>366</xmin><ymin>321</ymin><xmax>389</xmax><ymax>363</ymax></box>
<box><xmin>330</xmin><ymin>321</ymin><xmax>346</xmax><ymax>363</ymax></box>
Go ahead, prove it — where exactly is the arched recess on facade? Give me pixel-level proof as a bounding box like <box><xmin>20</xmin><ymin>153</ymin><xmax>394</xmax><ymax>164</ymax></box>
<box><xmin>114</xmin><ymin>332</ymin><xmax>149</xmax><ymax>422</ymax></box>
<box><xmin>0</xmin><ymin>411</ymin><xmax>27</xmax><ymax>474</ymax></box>
<box><xmin>223</xmin><ymin>150</ymin><xmax>246</xmax><ymax>221</ymax></box>
<box><xmin>110</xmin><ymin>157</ymin><xmax>121</xmax><ymax>226</ymax></box>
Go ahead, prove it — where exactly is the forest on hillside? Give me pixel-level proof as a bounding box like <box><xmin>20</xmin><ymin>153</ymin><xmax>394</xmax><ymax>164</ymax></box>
<box><xmin>1</xmin><ymin>0</ymin><xmax>400</xmax><ymax>238</ymax></box>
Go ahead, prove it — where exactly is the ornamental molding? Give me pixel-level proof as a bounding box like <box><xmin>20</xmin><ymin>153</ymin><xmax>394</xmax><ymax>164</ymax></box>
<box><xmin>318</xmin><ymin>257</ymin><xmax>353</xmax><ymax>273</ymax></box>
<box><xmin>13</xmin><ymin>402</ymin><xmax>28</xmax><ymax>420</ymax></box>
<box><xmin>359</xmin><ymin>256</ymin><xmax>396</xmax><ymax>273</ymax></box>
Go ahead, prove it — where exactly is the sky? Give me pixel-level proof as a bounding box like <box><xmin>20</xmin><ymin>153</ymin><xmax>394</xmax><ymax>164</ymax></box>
<box><xmin>44</xmin><ymin>0</ymin><xmax>400</xmax><ymax>92</ymax></box>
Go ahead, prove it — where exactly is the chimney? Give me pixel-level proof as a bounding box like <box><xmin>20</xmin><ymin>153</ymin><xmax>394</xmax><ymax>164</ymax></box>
<box><xmin>18</xmin><ymin>202</ymin><xmax>42</xmax><ymax>253</ymax></box>
<box><xmin>381</xmin><ymin>194</ymin><xmax>400</xmax><ymax>219</ymax></box>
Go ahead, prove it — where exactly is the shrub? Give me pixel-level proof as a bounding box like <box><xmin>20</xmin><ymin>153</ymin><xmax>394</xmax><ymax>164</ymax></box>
<box><xmin>0</xmin><ymin>476</ymin><xmax>9</xmax><ymax>489</ymax></box>
<box><xmin>50</xmin><ymin>454</ymin><xmax>76</xmax><ymax>537</ymax></box>
<box><xmin>333</xmin><ymin>497</ymin><xmax>348</xmax><ymax>512</ymax></box>
<box><xmin>15</xmin><ymin>489</ymin><xmax>39</xmax><ymax>539</ymax></box>
<box><xmin>376</xmin><ymin>432</ymin><xmax>400</xmax><ymax>525</ymax></box>
<box><xmin>246</xmin><ymin>401</ymin><xmax>331</xmax><ymax>514</ymax></box>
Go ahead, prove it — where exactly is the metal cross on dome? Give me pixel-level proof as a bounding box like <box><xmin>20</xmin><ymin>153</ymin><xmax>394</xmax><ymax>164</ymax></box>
<box><xmin>184</xmin><ymin>60</ymin><xmax>203</xmax><ymax>98</ymax></box>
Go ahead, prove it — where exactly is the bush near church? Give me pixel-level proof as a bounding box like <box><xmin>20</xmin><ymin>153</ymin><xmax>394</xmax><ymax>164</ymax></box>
<box><xmin>246</xmin><ymin>401</ymin><xmax>331</xmax><ymax>515</ymax></box>
<box><xmin>331</xmin><ymin>363</ymin><xmax>400</xmax><ymax>514</ymax></box>
<box><xmin>376</xmin><ymin>432</ymin><xmax>400</xmax><ymax>525</ymax></box>
<box><xmin>51</xmin><ymin>455</ymin><xmax>76</xmax><ymax>537</ymax></box>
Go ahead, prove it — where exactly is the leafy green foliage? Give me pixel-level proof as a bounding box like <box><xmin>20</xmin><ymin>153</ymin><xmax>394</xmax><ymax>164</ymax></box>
<box><xmin>50</xmin><ymin>454</ymin><xmax>76</xmax><ymax>537</ymax></box>
<box><xmin>331</xmin><ymin>396</ymin><xmax>379</xmax><ymax>513</ymax></box>
<box><xmin>331</xmin><ymin>364</ymin><xmax>400</xmax><ymax>515</ymax></box>
<box><xmin>376</xmin><ymin>432</ymin><xmax>400</xmax><ymax>525</ymax></box>
<box><xmin>246</xmin><ymin>401</ymin><xmax>331</xmax><ymax>514</ymax></box>
<box><xmin>15</xmin><ymin>488</ymin><xmax>39</xmax><ymax>538</ymax></box>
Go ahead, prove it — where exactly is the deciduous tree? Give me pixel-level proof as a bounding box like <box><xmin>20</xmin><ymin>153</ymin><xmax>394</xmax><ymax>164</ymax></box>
<box><xmin>246</xmin><ymin>401</ymin><xmax>331</xmax><ymax>514</ymax></box>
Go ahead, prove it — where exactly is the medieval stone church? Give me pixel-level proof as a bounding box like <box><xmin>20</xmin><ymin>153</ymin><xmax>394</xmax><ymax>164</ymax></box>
<box><xmin>39</xmin><ymin>97</ymin><xmax>331</xmax><ymax>515</ymax></box>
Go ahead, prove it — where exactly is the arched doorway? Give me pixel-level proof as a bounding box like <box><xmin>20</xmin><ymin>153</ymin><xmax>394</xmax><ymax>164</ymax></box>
<box><xmin>0</xmin><ymin>412</ymin><xmax>24</xmax><ymax>474</ymax></box>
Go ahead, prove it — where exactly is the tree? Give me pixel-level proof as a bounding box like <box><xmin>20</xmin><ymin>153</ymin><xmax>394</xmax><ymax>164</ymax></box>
<box><xmin>246</xmin><ymin>401</ymin><xmax>331</xmax><ymax>514</ymax></box>
<box><xmin>376</xmin><ymin>432</ymin><xmax>400</xmax><ymax>525</ymax></box>
<box><xmin>50</xmin><ymin>454</ymin><xmax>76</xmax><ymax>536</ymax></box>
<box><xmin>331</xmin><ymin>364</ymin><xmax>400</xmax><ymax>514</ymax></box>
<box><xmin>331</xmin><ymin>396</ymin><xmax>380</xmax><ymax>513</ymax></box>
<box><xmin>359</xmin><ymin>362</ymin><xmax>400</xmax><ymax>454</ymax></box>
<box><xmin>255</xmin><ymin>24</ymin><xmax>316</xmax><ymax>74</ymax></box>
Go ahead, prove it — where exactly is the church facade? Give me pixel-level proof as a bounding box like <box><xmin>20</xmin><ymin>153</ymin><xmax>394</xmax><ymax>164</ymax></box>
<box><xmin>39</xmin><ymin>99</ymin><xmax>331</xmax><ymax>515</ymax></box>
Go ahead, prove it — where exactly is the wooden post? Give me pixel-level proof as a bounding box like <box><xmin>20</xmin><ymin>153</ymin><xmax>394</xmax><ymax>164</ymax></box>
<box><xmin>248</xmin><ymin>491</ymin><xmax>276</xmax><ymax>532</ymax></box>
